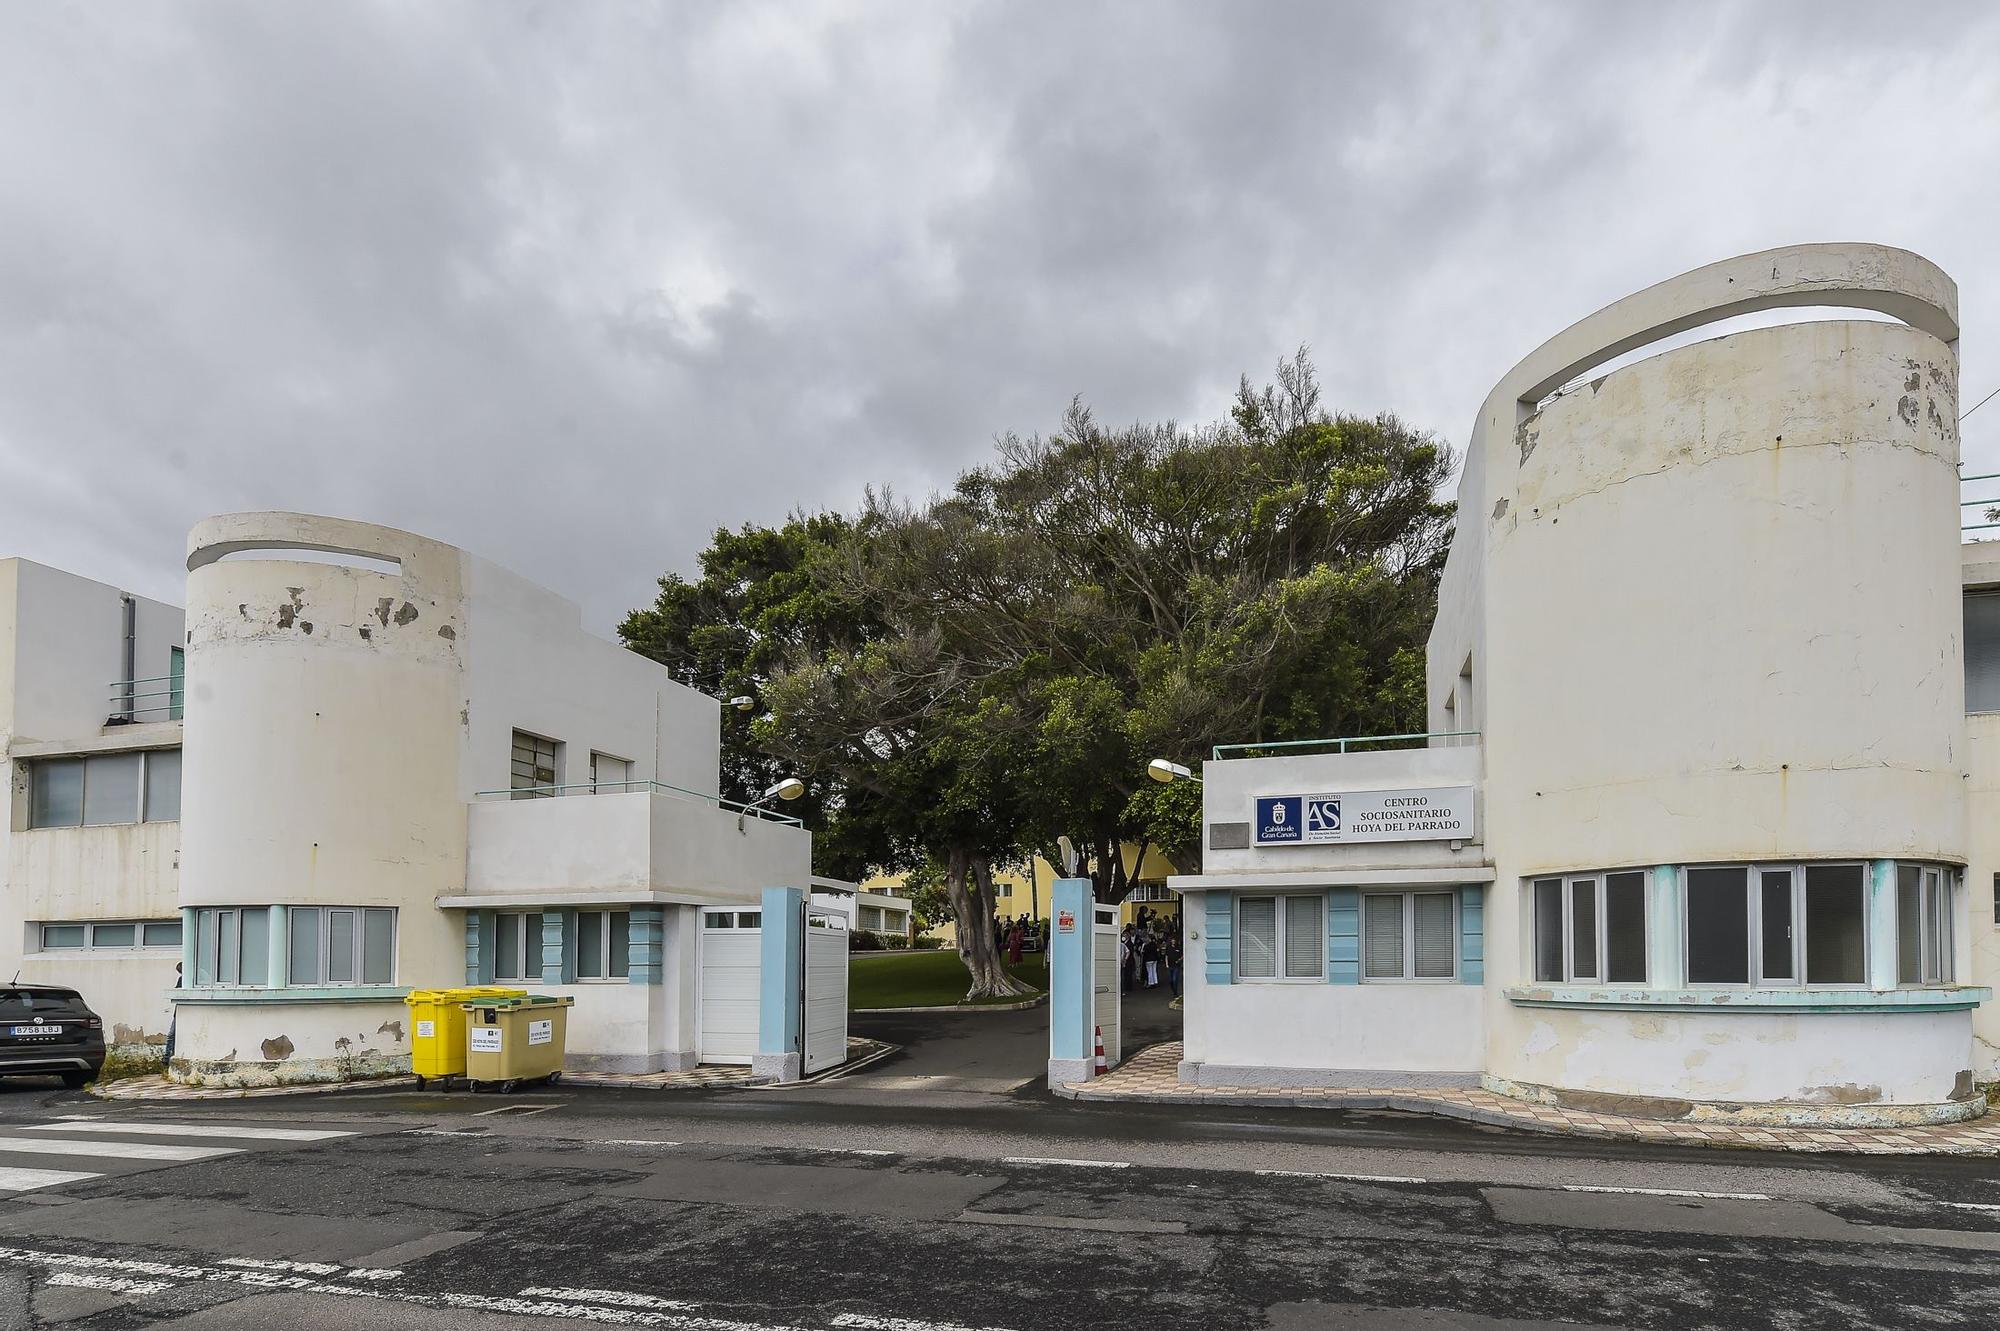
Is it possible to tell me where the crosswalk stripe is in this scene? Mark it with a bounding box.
[0,1136,238,1162]
[0,1166,102,1192]
[41,1119,354,1143]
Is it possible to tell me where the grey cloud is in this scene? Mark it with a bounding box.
[1,1,1997,628]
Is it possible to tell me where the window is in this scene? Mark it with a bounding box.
[1235,894,1323,981]
[576,910,631,980]
[143,920,183,948]
[39,925,86,950]
[859,906,885,931]
[1362,892,1456,981]
[511,731,560,798]
[1123,883,1174,903]
[494,911,545,981]
[589,753,630,793]
[1685,863,1868,987]
[703,910,761,929]
[194,907,271,986]
[1967,592,2000,712]
[29,750,182,828]
[1531,872,1647,984]
[168,646,185,721]
[287,907,396,985]
[1898,865,1955,985]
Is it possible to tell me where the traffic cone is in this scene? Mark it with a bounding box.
[1093,1025,1108,1075]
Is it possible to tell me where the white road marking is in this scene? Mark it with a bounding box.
[219,1257,342,1275]
[408,1129,487,1137]
[1944,1201,2000,1212]
[0,1136,237,1163]
[345,1268,404,1280]
[591,1139,682,1148]
[48,1271,175,1295]
[44,1119,353,1143]
[1561,1184,1771,1201]
[1001,1156,1130,1169]
[522,1286,700,1310]
[801,1145,895,1157]
[472,1104,556,1117]
[832,1315,1015,1331]
[0,1166,101,1192]
[1254,1169,1428,1184]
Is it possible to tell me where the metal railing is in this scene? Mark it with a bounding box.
[471,779,804,826]
[106,674,183,723]
[1211,730,1481,760]
[1964,472,2000,534]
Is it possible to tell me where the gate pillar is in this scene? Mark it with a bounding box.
[753,885,804,1083]
[1047,877,1097,1087]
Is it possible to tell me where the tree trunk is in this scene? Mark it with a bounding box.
[946,846,1036,1000]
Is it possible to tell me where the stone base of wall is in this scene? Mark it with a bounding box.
[167,1050,411,1089]
[1178,1059,1481,1090]
[1481,1073,1986,1128]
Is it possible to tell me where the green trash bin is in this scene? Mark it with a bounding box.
[462,994,573,1091]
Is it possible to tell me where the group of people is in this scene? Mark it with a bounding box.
[1121,907,1183,996]
[994,914,1046,964]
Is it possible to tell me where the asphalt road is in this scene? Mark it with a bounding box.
[0,993,1997,1329]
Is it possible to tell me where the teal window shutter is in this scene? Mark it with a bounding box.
[1203,892,1233,985]
[1327,888,1360,983]
[1458,885,1484,984]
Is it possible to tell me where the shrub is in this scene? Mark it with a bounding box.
[883,933,909,949]
[849,930,884,952]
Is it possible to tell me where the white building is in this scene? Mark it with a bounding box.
[1,559,185,1062]
[810,876,914,940]
[1172,243,1993,1126]
[158,512,812,1085]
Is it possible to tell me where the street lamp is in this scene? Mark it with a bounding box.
[738,776,805,831]
[1146,758,1200,784]
[729,695,756,712]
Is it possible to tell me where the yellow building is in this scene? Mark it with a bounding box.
[869,844,1180,944]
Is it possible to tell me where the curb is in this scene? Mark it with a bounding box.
[860,994,1048,1014]
[1049,1046,2000,1158]
[745,1039,904,1088]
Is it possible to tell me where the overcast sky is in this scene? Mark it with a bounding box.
[3,2,1997,630]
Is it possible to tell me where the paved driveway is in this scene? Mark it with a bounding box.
[845,983,1181,1095]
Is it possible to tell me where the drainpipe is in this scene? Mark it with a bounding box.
[118,595,137,721]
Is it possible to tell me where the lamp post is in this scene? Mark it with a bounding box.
[1146,758,1200,785]
[738,776,805,832]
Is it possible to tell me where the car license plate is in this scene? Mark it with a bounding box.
[8,1024,61,1037]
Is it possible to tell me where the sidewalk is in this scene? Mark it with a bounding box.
[93,1074,418,1101]
[1056,1042,2000,1156]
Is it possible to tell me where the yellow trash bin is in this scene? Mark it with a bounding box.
[406,986,525,1088]
[462,994,574,1091]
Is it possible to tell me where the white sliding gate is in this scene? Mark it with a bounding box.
[697,907,761,1065]
[804,908,850,1075]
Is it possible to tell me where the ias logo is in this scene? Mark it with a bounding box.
[1304,797,1341,836]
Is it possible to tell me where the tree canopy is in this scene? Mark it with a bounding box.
[621,350,1455,997]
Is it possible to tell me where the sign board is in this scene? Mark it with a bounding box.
[1057,910,1076,934]
[469,1027,503,1053]
[528,1018,554,1047]
[1254,786,1474,846]
[416,1020,435,1040]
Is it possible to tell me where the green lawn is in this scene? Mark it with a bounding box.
[848,948,1048,1009]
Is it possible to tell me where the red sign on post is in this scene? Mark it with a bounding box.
[1057,910,1076,933]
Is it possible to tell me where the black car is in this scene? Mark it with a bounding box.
[0,986,106,1088]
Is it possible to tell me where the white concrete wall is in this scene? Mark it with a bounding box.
[1179,910,1484,1084]
[171,999,411,1086]
[7,559,182,742]
[462,792,804,906]
[1496,1007,1973,1109]
[461,554,719,800]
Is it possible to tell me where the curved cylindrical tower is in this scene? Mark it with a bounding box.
[1461,244,1980,1118]
[174,513,470,1081]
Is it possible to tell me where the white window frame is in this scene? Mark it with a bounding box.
[1681,862,1871,990]
[702,910,762,930]
[1898,864,1956,987]
[1360,891,1458,984]
[574,909,631,982]
[588,752,631,794]
[1532,872,1649,986]
[1234,894,1325,984]
[193,906,270,987]
[493,911,544,982]
[288,906,398,987]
